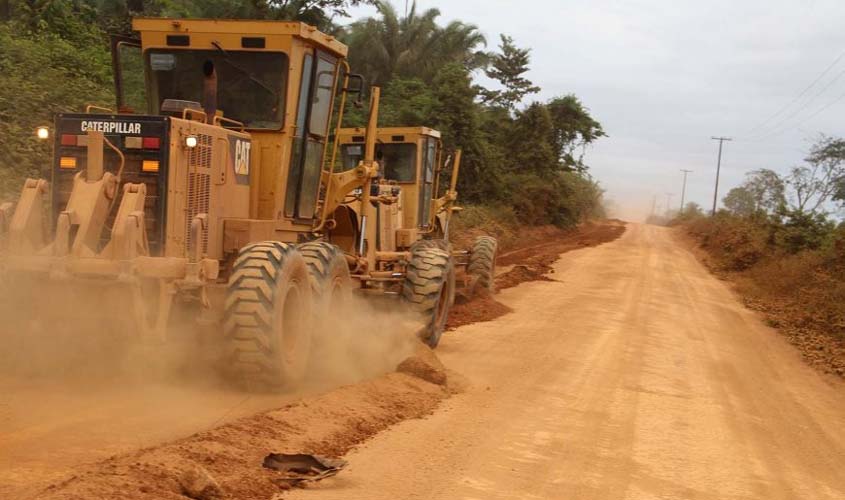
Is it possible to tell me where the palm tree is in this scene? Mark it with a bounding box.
[343,1,487,86]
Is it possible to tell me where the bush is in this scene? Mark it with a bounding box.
[450,204,519,249]
[771,209,836,254]
[686,214,769,271]
[0,23,113,200]
[504,171,604,228]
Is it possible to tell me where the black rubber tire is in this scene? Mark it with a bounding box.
[402,247,454,348]
[468,235,498,293]
[410,239,456,306]
[411,238,451,252]
[224,241,313,388]
[298,241,353,313]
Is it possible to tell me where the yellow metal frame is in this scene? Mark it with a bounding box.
[335,126,459,234]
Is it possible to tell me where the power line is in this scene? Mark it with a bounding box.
[744,47,845,137]
[749,86,845,142]
[747,63,845,140]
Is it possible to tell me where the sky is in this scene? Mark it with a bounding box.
[345,0,845,221]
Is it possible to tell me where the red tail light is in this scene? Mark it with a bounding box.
[60,134,77,146]
[142,137,161,150]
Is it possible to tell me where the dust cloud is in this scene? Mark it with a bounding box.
[0,271,423,496]
[0,272,422,394]
[305,293,422,391]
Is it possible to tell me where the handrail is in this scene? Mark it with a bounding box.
[86,105,115,114]
[182,108,208,124]
[213,115,245,132]
[313,60,351,233]
[103,135,126,182]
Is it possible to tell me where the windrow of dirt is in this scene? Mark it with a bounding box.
[31,346,454,500]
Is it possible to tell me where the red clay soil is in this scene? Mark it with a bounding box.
[446,220,627,329]
[32,356,453,500]
[446,292,514,330]
[24,220,626,500]
[739,293,845,378]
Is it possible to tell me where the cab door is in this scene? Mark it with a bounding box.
[284,50,338,221]
[418,137,437,229]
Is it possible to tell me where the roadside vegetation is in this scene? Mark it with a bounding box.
[0,0,607,230]
[674,135,845,377]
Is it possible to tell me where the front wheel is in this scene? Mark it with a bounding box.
[224,242,313,389]
[402,247,454,348]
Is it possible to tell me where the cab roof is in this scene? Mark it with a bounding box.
[132,18,348,57]
[338,126,441,140]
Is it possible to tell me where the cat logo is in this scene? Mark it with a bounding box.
[234,139,251,175]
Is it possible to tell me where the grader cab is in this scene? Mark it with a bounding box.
[0,18,497,388]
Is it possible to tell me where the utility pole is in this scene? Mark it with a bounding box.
[680,169,692,212]
[665,193,674,218]
[710,137,732,216]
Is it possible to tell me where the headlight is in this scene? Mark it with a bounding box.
[185,135,198,148]
[36,126,50,140]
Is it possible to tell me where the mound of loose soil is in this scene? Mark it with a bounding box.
[447,292,514,330]
[34,370,450,500]
[396,344,448,386]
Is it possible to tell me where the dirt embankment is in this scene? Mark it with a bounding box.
[15,220,626,500]
[674,227,845,379]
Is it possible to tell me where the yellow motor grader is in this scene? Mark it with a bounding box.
[0,18,494,387]
[336,126,498,302]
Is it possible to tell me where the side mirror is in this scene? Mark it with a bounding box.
[346,74,365,103]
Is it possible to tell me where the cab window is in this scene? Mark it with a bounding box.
[340,143,417,182]
[146,49,287,129]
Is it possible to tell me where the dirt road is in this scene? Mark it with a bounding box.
[289,223,845,500]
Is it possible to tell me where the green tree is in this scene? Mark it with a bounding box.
[790,135,845,214]
[723,186,757,217]
[0,22,113,198]
[743,168,786,214]
[430,63,498,201]
[378,77,437,126]
[546,95,605,172]
[507,103,556,176]
[344,1,486,86]
[479,35,539,110]
[683,202,704,216]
